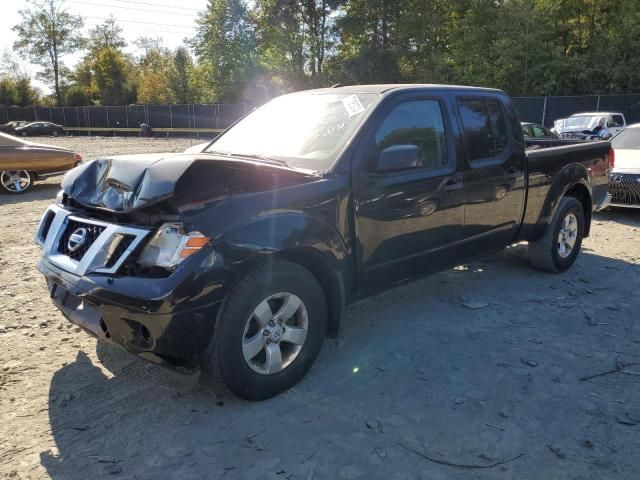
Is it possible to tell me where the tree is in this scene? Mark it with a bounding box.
[13,0,85,106]
[133,36,164,56]
[0,79,20,106]
[64,84,91,106]
[88,15,126,53]
[252,0,306,94]
[136,49,175,104]
[15,77,40,106]
[192,0,257,101]
[92,47,136,105]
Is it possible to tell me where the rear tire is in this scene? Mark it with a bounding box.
[529,196,585,272]
[201,259,327,400]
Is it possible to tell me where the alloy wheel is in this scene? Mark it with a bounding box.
[242,292,309,375]
[557,212,578,258]
[1,170,32,193]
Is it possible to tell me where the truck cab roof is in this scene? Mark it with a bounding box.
[301,83,504,96]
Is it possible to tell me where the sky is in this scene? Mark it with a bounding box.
[0,0,209,93]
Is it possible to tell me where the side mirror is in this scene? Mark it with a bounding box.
[377,145,422,171]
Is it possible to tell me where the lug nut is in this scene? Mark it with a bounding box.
[266,339,271,344]
[263,330,269,336]
[269,320,275,326]
[277,319,282,325]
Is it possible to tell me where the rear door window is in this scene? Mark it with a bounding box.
[457,98,510,161]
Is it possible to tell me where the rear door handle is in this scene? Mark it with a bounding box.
[443,178,464,192]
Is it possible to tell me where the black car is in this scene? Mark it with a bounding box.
[35,85,612,400]
[14,121,64,137]
[521,122,559,139]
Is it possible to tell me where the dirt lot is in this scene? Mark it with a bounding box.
[1,136,639,480]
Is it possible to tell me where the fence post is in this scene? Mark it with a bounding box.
[596,95,601,112]
[541,96,548,126]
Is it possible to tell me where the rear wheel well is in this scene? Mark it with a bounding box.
[277,249,344,339]
[564,183,592,237]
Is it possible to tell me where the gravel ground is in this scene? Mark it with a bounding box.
[1,136,640,480]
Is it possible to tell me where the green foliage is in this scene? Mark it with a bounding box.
[88,15,126,53]
[92,47,136,105]
[13,0,640,107]
[0,79,20,106]
[192,0,258,102]
[13,0,85,105]
[64,85,91,106]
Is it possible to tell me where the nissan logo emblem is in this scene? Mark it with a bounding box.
[611,174,623,184]
[67,227,88,252]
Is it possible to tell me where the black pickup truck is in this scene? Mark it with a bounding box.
[35,85,612,400]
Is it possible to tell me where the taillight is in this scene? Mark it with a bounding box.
[74,153,83,162]
[608,148,615,169]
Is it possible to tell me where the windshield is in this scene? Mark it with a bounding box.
[565,115,603,129]
[612,128,640,149]
[206,92,379,170]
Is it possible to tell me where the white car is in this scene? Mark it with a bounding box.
[553,112,626,139]
[609,123,640,208]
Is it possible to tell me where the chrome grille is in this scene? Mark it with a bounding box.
[57,219,106,261]
[609,173,640,207]
[35,204,150,276]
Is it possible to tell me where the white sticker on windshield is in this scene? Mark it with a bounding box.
[342,94,365,117]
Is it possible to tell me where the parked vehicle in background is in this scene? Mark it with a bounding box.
[0,131,82,194]
[552,112,626,139]
[14,121,64,137]
[36,84,611,400]
[522,122,559,139]
[0,121,28,135]
[608,123,640,208]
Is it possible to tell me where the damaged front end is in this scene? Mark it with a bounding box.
[35,152,320,370]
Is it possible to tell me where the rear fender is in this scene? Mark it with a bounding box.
[530,163,592,241]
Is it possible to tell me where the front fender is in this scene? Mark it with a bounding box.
[217,212,350,275]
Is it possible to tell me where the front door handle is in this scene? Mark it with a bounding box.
[443,178,464,192]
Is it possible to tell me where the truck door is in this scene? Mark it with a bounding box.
[454,95,526,251]
[353,93,465,292]
[607,114,625,136]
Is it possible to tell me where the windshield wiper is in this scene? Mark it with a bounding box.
[228,153,288,166]
[208,151,287,166]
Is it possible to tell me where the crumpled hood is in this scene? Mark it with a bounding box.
[61,153,316,213]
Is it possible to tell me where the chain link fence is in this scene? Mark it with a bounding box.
[2,95,640,133]
[0,104,249,133]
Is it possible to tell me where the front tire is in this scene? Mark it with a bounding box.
[1,170,33,194]
[201,259,327,400]
[529,196,585,272]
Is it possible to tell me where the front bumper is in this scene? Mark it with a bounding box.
[35,204,230,371]
[38,258,224,371]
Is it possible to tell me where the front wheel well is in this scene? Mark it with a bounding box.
[277,249,345,339]
[564,183,592,237]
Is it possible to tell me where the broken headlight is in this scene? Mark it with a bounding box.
[138,223,209,269]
